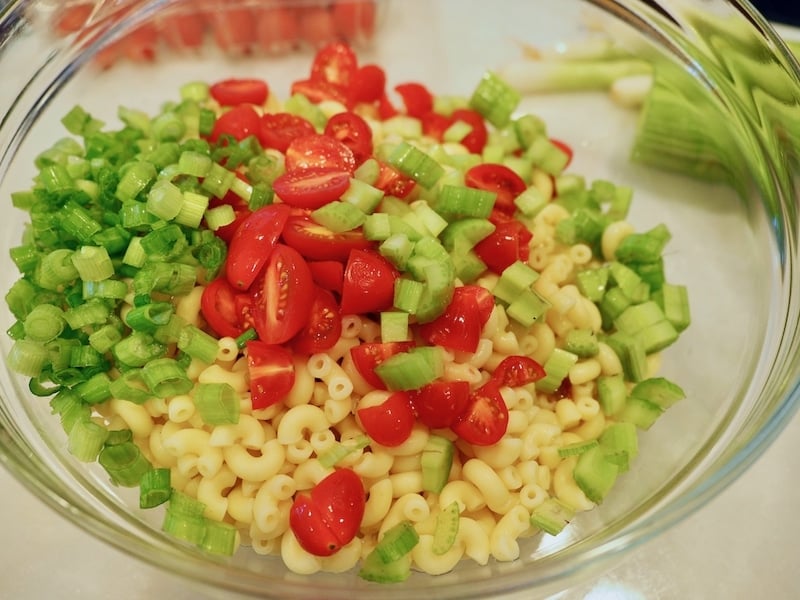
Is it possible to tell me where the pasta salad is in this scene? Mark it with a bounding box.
[5,42,690,582]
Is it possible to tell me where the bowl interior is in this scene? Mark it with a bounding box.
[0,1,795,598]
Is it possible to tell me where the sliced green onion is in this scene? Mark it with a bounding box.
[194,382,240,425]
[67,418,109,462]
[530,497,575,535]
[178,325,220,364]
[22,304,65,343]
[139,468,172,509]
[468,71,520,128]
[386,142,445,189]
[146,178,184,221]
[141,357,194,398]
[99,441,152,486]
[108,369,153,404]
[7,339,49,377]
[201,520,238,556]
[432,501,460,555]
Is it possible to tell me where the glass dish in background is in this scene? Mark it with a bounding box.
[1,0,800,598]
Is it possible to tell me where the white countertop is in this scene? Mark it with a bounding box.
[2,410,798,599]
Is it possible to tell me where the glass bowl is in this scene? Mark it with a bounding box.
[1,0,799,598]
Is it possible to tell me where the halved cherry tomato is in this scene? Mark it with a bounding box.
[285,134,357,173]
[451,380,509,446]
[210,78,269,107]
[474,213,532,274]
[310,41,358,87]
[358,391,416,447]
[200,277,251,339]
[273,168,352,209]
[307,260,345,294]
[324,112,373,166]
[290,78,349,105]
[209,104,261,143]
[246,341,295,409]
[281,215,373,262]
[258,113,316,153]
[349,341,415,389]
[409,380,471,429]
[550,138,574,169]
[249,244,314,344]
[340,249,398,315]
[491,355,546,388]
[377,92,399,120]
[226,204,291,290]
[373,161,416,198]
[290,468,365,557]
[421,111,453,141]
[394,82,434,118]
[465,163,527,215]
[459,284,496,325]
[348,64,386,106]
[292,287,342,354]
[418,285,494,353]
[451,108,489,154]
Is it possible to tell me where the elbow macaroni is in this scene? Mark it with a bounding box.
[91,191,672,579]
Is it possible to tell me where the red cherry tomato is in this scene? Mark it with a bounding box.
[281,215,374,262]
[409,380,471,429]
[159,12,206,50]
[348,64,386,106]
[550,138,574,169]
[324,112,373,166]
[121,24,159,63]
[465,163,527,215]
[451,108,488,154]
[451,380,509,446]
[303,6,341,48]
[254,6,300,54]
[332,0,377,41]
[53,4,92,35]
[246,341,296,409]
[209,8,256,55]
[418,285,494,353]
[210,78,269,107]
[474,213,532,274]
[394,82,434,118]
[340,249,398,315]
[491,355,546,388]
[373,161,416,198]
[358,391,416,447]
[289,468,365,557]
[310,41,358,87]
[307,260,345,294]
[291,287,343,354]
[285,134,357,173]
[200,277,252,339]
[349,341,415,389]
[249,244,314,344]
[226,204,291,291]
[273,168,352,209]
[209,104,261,143]
[258,113,316,153]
